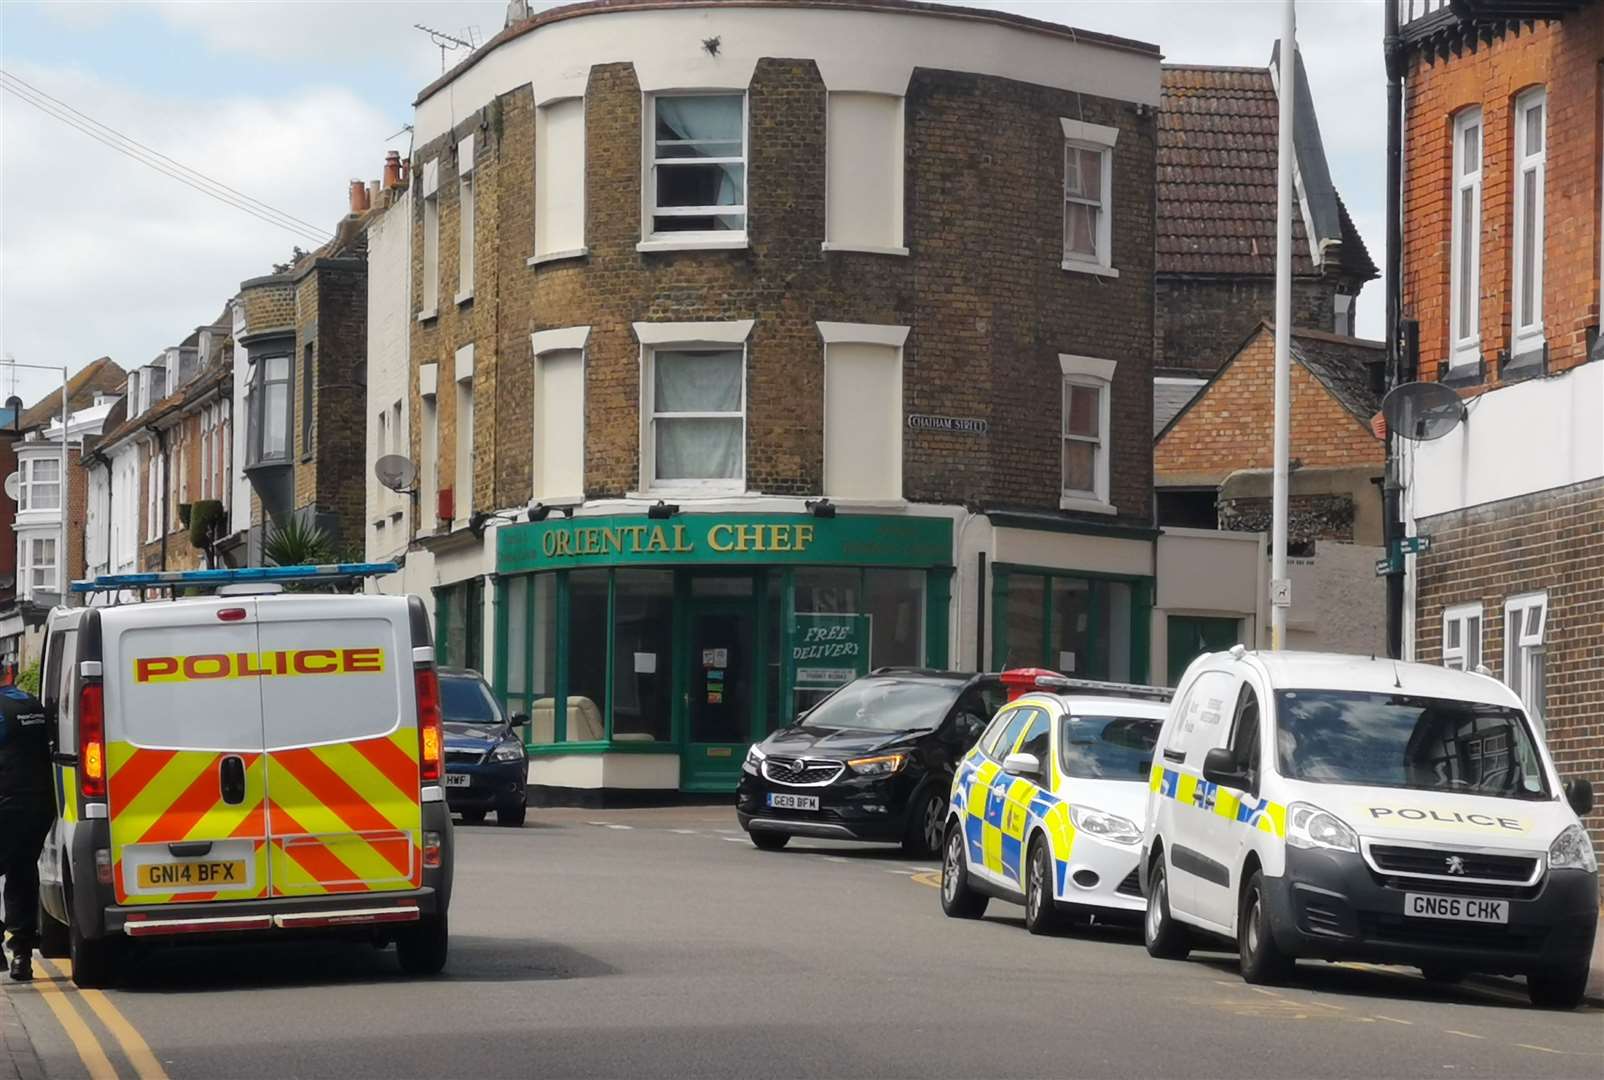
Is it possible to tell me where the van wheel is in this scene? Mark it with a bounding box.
[903,789,948,857]
[459,810,485,825]
[37,901,69,960]
[497,804,526,827]
[1527,965,1589,1010]
[1144,858,1191,960]
[1023,837,1067,935]
[68,914,117,989]
[396,914,448,976]
[749,830,789,851]
[940,823,988,919]
[1238,870,1294,985]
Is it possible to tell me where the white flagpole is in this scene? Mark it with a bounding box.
[1270,0,1297,650]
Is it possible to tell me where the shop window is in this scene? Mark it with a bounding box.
[436,578,484,673]
[647,93,746,240]
[645,348,745,491]
[793,568,862,713]
[996,570,1139,681]
[821,325,907,502]
[1441,602,1482,671]
[865,569,924,668]
[1511,88,1546,358]
[1504,592,1546,728]
[1060,118,1118,275]
[1449,108,1482,370]
[1001,574,1047,669]
[612,571,674,742]
[566,569,610,741]
[824,93,905,254]
[506,575,562,743]
[534,98,585,261]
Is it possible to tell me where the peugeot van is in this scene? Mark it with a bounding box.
[1140,649,1597,1009]
[35,568,455,988]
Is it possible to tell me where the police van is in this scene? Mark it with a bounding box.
[1140,648,1598,1009]
[35,565,454,988]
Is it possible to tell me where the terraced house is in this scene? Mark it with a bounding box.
[369,0,1191,801]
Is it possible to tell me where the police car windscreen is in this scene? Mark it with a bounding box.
[1274,691,1550,799]
[440,675,501,724]
[1059,715,1160,780]
[802,676,961,732]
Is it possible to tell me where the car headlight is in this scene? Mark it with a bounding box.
[743,744,766,775]
[1549,823,1598,873]
[492,742,525,763]
[1069,805,1142,846]
[847,753,906,777]
[1285,802,1358,853]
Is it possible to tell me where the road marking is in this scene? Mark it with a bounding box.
[1444,1029,1484,1040]
[722,837,746,843]
[1249,986,1282,998]
[824,856,849,863]
[1516,1044,1563,1054]
[43,959,169,1080]
[668,829,697,835]
[910,870,942,889]
[885,869,916,876]
[1374,1015,1412,1025]
[1303,999,1345,1011]
[28,968,118,1080]
[604,824,633,831]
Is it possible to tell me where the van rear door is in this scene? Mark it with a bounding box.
[104,599,269,907]
[256,596,421,897]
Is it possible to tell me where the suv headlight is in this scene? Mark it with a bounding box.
[743,744,765,775]
[492,742,525,763]
[1285,802,1358,853]
[1549,824,1598,872]
[1069,805,1142,846]
[847,753,906,777]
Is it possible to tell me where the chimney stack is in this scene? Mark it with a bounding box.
[348,179,370,214]
[383,150,402,190]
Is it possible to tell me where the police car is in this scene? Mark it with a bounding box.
[940,672,1172,933]
[1140,649,1598,1009]
[35,564,455,988]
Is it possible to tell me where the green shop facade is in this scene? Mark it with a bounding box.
[486,512,954,796]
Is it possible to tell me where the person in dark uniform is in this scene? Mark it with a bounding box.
[0,684,54,982]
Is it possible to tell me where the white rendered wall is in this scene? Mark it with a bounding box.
[824,341,902,500]
[366,192,414,562]
[826,93,904,253]
[534,99,586,259]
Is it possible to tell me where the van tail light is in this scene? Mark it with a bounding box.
[423,831,443,869]
[415,664,442,783]
[79,680,106,798]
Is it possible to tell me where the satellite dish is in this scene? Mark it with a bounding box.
[374,455,418,493]
[1381,381,1466,442]
[2,472,18,503]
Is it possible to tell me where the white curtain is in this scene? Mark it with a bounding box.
[653,350,743,481]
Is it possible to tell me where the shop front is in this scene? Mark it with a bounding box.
[493,512,954,799]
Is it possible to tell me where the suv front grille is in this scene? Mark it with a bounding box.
[762,757,845,787]
[445,748,485,765]
[1369,843,1539,884]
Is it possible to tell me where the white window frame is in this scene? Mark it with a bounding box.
[640,91,749,253]
[1060,118,1118,278]
[1504,591,1547,724]
[1058,354,1117,514]
[145,448,162,543]
[20,535,57,594]
[200,406,214,502]
[19,457,62,513]
[1511,88,1546,357]
[1440,602,1482,671]
[1449,108,1483,370]
[419,363,439,532]
[454,344,475,528]
[633,321,755,495]
[456,134,476,305]
[531,326,591,505]
[419,158,440,320]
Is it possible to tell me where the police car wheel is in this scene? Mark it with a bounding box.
[1237,871,1293,986]
[1143,857,1190,960]
[1024,838,1066,936]
[940,823,988,919]
[1527,965,1589,1010]
[903,790,947,857]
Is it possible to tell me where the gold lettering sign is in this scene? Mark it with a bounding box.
[532,519,821,561]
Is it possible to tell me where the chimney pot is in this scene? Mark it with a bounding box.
[348,179,369,214]
[383,150,402,190]
[367,180,381,207]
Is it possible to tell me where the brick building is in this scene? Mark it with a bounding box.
[372,0,1185,799]
[1394,3,1603,853]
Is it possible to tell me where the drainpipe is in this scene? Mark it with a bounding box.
[1382,0,1405,659]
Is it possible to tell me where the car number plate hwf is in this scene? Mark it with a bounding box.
[444,773,471,788]
[137,860,248,889]
[767,793,819,811]
[1405,893,1509,924]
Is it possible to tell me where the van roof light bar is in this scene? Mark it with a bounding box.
[70,563,400,593]
[999,667,1174,703]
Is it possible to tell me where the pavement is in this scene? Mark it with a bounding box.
[2,805,1601,1079]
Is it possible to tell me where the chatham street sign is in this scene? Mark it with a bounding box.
[907,414,988,435]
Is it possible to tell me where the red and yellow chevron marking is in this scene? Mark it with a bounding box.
[107,743,270,906]
[266,730,422,897]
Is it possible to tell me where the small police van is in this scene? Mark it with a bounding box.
[35,565,454,988]
[940,674,1172,934]
[1140,648,1598,1009]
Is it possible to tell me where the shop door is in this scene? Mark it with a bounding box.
[1166,616,1241,686]
[682,597,757,792]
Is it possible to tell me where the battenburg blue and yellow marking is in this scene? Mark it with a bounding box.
[1148,765,1286,836]
[952,749,1079,895]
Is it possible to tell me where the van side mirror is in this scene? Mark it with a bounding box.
[1002,752,1041,779]
[510,713,529,728]
[1202,747,1250,789]
[1564,778,1594,818]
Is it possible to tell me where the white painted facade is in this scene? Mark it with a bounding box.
[229,301,254,538]
[366,190,414,563]
[16,401,117,603]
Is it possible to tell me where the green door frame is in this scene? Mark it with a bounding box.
[680,583,762,792]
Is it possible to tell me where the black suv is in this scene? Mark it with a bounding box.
[736,669,1004,855]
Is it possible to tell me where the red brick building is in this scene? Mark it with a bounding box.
[1396,2,1602,853]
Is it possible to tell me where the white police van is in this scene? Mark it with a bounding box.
[1140,649,1597,1009]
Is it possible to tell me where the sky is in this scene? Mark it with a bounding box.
[0,0,1387,408]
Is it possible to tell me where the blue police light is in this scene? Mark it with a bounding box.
[70,563,400,593]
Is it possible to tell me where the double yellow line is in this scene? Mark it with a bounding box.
[22,957,167,1080]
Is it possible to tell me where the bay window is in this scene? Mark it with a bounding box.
[247,352,292,465]
[19,458,61,512]
[646,93,746,243]
[20,536,57,594]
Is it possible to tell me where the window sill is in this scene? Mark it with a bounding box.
[417,309,438,324]
[821,242,909,257]
[527,247,588,267]
[1061,260,1119,279]
[1059,495,1118,516]
[454,290,474,307]
[818,496,908,510]
[627,488,753,501]
[1442,352,1485,387]
[636,235,748,254]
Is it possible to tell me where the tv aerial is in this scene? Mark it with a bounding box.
[414,23,479,73]
[1381,381,1466,442]
[374,455,419,494]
